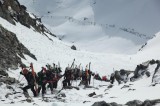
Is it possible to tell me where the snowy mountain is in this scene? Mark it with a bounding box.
[18,0,160,54]
[1,0,160,106]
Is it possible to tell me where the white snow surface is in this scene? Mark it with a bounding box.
[1,0,160,105]
[1,15,160,105]
[17,0,160,54]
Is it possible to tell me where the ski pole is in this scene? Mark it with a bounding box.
[14,76,24,90]
[17,74,21,82]
[19,76,24,83]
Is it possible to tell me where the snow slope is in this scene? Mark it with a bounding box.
[1,0,160,106]
[1,12,160,106]
[18,0,160,54]
[0,17,134,76]
[131,32,160,65]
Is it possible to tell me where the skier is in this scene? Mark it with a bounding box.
[85,68,89,86]
[20,65,37,97]
[88,69,92,85]
[63,67,72,87]
[37,67,47,96]
[102,76,107,81]
[45,67,54,94]
[110,73,115,84]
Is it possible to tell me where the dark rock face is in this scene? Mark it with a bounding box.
[71,45,77,50]
[92,99,160,106]
[0,76,17,85]
[126,100,143,106]
[88,92,96,97]
[0,25,37,71]
[92,101,123,106]
[92,101,111,106]
[0,0,56,37]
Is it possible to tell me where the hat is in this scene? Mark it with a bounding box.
[22,68,28,75]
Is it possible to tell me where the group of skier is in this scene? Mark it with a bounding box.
[19,61,93,97]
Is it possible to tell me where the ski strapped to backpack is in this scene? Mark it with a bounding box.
[89,62,91,71]
[30,63,38,96]
[70,58,75,68]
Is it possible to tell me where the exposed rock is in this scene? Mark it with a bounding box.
[71,45,77,50]
[26,98,32,103]
[108,84,113,89]
[149,59,156,65]
[110,102,122,106]
[0,82,3,86]
[92,99,160,106]
[0,0,56,37]
[93,94,103,98]
[0,70,8,76]
[6,85,15,91]
[121,85,130,89]
[0,76,17,84]
[92,101,111,106]
[126,100,143,106]
[5,93,12,98]
[150,99,160,105]
[0,25,37,71]
[88,92,96,97]
[142,100,152,106]
[83,101,91,103]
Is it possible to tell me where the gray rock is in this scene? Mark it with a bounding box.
[92,101,111,106]
[5,93,12,98]
[150,99,160,106]
[71,45,77,50]
[0,70,8,76]
[0,77,17,85]
[88,92,96,97]
[125,100,142,106]
[0,0,56,37]
[0,25,37,71]
[142,100,152,106]
[110,102,123,106]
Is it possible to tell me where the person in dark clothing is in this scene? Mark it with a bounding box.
[88,70,92,85]
[94,73,101,80]
[79,70,88,86]
[63,67,72,87]
[45,69,54,94]
[110,73,115,84]
[20,67,37,97]
[37,67,47,96]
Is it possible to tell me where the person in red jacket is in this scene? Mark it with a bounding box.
[20,65,37,97]
[102,76,107,81]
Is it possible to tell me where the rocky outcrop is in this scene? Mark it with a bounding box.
[71,45,77,50]
[92,99,160,106]
[0,0,56,37]
[0,76,17,85]
[126,100,143,106]
[0,24,36,71]
[92,101,123,106]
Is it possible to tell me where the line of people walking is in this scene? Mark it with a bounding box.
[19,62,93,97]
